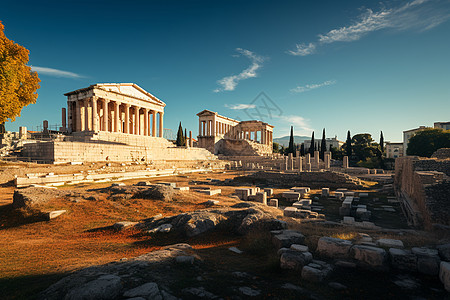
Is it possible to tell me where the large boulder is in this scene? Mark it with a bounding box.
[301,260,333,282]
[437,243,450,262]
[351,245,388,271]
[64,274,123,300]
[316,237,352,259]
[123,282,162,299]
[13,187,64,209]
[133,184,174,201]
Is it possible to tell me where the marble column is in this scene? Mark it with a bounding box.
[144,108,149,136]
[103,99,109,132]
[114,102,120,132]
[76,100,82,132]
[84,98,90,131]
[211,119,215,136]
[134,106,140,135]
[152,111,157,137]
[124,104,130,134]
[159,112,164,137]
[91,97,98,131]
[199,120,202,137]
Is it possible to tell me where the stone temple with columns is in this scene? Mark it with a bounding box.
[197,109,274,156]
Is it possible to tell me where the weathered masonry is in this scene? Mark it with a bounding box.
[197,110,273,156]
[64,83,165,137]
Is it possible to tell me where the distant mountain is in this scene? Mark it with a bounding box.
[273,135,310,147]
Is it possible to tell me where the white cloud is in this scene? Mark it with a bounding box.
[289,0,450,54]
[224,104,256,110]
[30,66,84,78]
[214,48,266,92]
[290,80,336,93]
[318,9,391,44]
[288,42,316,56]
[275,115,314,136]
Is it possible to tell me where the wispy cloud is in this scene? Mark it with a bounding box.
[290,80,336,93]
[224,104,256,110]
[288,0,450,55]
[30,66,84,78]
[288,43,316,56]
[275,115,314,136]
[214,48,266,92]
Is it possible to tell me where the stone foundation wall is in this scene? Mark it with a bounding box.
[234,170,364,189]
[431,148,450,159]
[394,156,450,229]
[22,140,217,163]
[215,139,272,156]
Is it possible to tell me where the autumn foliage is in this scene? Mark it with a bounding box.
[0,21,40,124]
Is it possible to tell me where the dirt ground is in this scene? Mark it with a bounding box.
[0,164,447,299]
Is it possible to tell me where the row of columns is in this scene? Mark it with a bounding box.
[198,121,273,145]
[71,97,164,137]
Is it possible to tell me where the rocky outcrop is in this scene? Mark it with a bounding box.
[12,187,65,209]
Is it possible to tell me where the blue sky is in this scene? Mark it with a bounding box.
[2,0,450,142]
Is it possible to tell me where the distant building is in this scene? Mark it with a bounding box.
[434,121,450,130]
[403,126,427,156]
[385,142,404,159]
[303,137,343,152]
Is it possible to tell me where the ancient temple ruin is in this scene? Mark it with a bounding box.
[197,110,273,156]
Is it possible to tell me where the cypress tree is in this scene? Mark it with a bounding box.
[345,130,352,157]
[300,143,305,156]
[288,126,295,155]
[309,131,315,155]
[176,122,185,146]
[380,131,384,153]
[184,128,187,146]
[320,128,326,160]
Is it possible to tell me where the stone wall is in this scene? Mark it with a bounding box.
[394,156,450,229]
[22,140,217,163]
[234,170,364,189]
[215,139,272,156]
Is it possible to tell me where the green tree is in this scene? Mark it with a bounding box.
[320,128,326,160]
[0,21,40,127]
[330,146,344,160]
[379,131,384,154]
[287,126,295,155]
[345,130,352,157]
[300,143,305,156]
[309,131,315,156]
[352,133,378,162]
[176,122,185,146]
[273,142,280,153]
[184,128,187,146]
[407,128,450,157]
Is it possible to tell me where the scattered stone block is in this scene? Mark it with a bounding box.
[280,250,313,271]
[239,286,261,297]
[229,246,243,254]
[272,230,305,249]
[282,191,300,201]
[437,243,450,261]
[359,192,369,197]
[148,224,172,233]
[291,187,310,194]
[206,200,219,205]
[283,207,297,217]
[317,237,352,259]
[357,233,372,243]
[174,186,190,191]
[198,189,221,196]
[175,255,195,264]
[389,248,417,271]
[336,188,347,193]
[268,199,278,208]
[301,262,333,282]
[255,192,267,205]
[235,188,251,200]
[343,216,355,225]
[412,247,441,276]
[158,182,177,188]
[377,238,404,249]
[439,261,450,292]
[290,244,309,252]
[351,245,388,270]
[46,210,67,220]
[113,221,138,230]
[334,192,344,200]
[264,188,274,196]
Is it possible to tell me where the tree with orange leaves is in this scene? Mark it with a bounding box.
[0,21,40,132]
